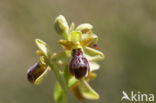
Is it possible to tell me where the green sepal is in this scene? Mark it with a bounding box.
[54,82,64,103]
[58,40,82,50]
[84,47,104,62]
[81,34,98,45]
[76,23,93,34]
[89,62,100,71]
[80,37,94,48]
[35,39,52,59]
[79,79,99,100]
[58,40,75,50]
[85,72,97,82]
[68,76,79,88]
[34,66,50,85]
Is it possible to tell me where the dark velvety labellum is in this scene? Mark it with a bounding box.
[69,48,90,79]
[27,62,45,83]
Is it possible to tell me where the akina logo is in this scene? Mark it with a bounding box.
[121,91,154,102]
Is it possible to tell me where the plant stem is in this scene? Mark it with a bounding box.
[48,61,68,103]
[62,89,67,103]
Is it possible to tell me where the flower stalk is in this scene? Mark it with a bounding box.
[26,15,104,103]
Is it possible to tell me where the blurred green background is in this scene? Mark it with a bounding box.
[0,0,156,103]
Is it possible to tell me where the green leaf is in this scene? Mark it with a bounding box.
[89,62,100,71]
[35,39,52,59]
[84,47,104,62]
[79,80,99,100]
[54,82,64,103]
[34,67,50,85]
[69,31,81,43]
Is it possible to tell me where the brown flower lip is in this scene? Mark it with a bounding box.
[27,62,45,83]
[69,48,90,79]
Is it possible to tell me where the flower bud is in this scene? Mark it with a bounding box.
[69,49,90,79]
[76,23,93,34]
[54,15,69,35]
[27,62,46,84]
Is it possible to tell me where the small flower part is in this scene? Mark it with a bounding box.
[27,62,47,84]
[70,72,98,101]
[89,44,99,49]
[54,15,69,40]
[69,48,90,79]
[76,23,93,34]
[70,83,85,101]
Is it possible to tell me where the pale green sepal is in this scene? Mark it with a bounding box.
[68,76,79,88]
[76,23,93,32]
[69,31,81,43]
[79,79,99,100]
[35,39,52,59]
[84,47,104,62]
[81,34,98,44]
[90,34,98,44]
[80,37,94,48]
[89,62,100,71]
[34,67,50,85]
[58,40,75,50]
[54,82,64,103]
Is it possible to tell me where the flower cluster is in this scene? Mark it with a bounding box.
[27,15,104,103]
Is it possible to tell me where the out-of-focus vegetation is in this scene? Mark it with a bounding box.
[0,0,156,103]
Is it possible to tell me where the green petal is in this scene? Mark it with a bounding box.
[80,37,94,48]
[69,31,81,43]
[84,47,104,62]
[89,62,100,71]
[58,40,75,50]
[76,23,93,34]
[35,39,52,59]
[69,22,75,33]
[68,72,97,88]
[85,72,97,81]
[54,82,64,103]
[79,80,99,100]
[81,34,98,45]
[34,67,50,85]
[70,83,85,100]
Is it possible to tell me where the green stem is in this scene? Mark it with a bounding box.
[62,90,67,103]
[48,62,68,103]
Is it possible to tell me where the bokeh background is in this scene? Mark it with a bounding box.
[0,0,156,103]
